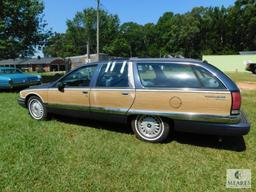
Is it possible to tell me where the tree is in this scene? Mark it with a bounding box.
[44,8,119,57]
[44,1,256,59]
[0,0,50,59]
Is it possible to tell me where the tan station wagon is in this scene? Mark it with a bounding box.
[18,58,250,143]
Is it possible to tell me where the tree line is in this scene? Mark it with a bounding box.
[44,0,256,59]
[0,0,255,60]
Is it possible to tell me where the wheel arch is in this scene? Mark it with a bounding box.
[127,114,174,127]
[25,93,45,107]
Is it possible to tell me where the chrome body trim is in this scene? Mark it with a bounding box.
[47,103,90,111]
[127,109,240,124]
[135,89,230,94]
[90,107,127,115]
[47,88,91,91]
[22,88,229,93]
[90,88,134,91]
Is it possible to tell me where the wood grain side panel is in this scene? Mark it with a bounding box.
[90,90,135,109]
[131,91,232,115]
[21,90,48,103]
[47,89,89,106]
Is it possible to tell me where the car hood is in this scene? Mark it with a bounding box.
[28,82,54,90]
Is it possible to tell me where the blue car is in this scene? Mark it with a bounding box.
[0,67,41,89]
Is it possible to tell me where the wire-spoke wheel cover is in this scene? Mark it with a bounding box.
[28,99,44,120]
[135,115,164,141]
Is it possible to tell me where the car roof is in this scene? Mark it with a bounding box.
[0,67,16,70]
[86,58,205,66]
[129,58,203,64]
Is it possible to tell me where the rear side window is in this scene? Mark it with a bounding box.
[96,62,129,88]
[137,63,201,88]
[193,66,226,89]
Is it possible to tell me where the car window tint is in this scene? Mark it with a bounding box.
[193,66,226,89]
[96,62,129,88]
[61,65,97,87]
[137,63,201,88]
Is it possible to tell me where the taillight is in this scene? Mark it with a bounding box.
[231,92,241,115]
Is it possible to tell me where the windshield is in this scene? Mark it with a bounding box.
[0,68,22,74]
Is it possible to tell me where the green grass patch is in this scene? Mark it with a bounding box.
[226,72,256,82]
[0,73,255,191]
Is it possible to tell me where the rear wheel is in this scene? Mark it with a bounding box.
[27,96,48,120]
[131,115,170,143]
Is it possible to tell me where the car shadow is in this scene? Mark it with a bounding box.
[171,132,246,152]
[52,115,246,152]
[53,115,133,134]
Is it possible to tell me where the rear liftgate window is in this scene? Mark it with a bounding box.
[137,63,201,88]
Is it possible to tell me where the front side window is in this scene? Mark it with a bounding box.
[137,63,201,88]
[61,65,97,87]
[96,62,129,88]
[193,66,225,89]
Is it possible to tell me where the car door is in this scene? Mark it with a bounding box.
[47,64,98,117]
[90,61,135,122]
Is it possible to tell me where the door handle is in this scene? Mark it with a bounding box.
[122,92,129,95]
[82,91,88,94]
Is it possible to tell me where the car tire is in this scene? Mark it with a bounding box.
[27,96,48,120]
[131,115,170,143]
[253,68,256,74]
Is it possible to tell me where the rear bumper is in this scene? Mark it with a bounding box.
[17,98,26,108]
[174,111,250,136]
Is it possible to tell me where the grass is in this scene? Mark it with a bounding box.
[0,72,255,191]
[226,72,256,82]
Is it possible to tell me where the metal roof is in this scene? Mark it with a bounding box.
[0,57,64,65]
[239,51,256,55]
[0,66,16,70]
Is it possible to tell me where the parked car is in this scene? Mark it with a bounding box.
[18,58,250,143]
[245,62,256,74]
[0,67,41,89]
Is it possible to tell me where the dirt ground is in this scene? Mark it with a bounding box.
[237,82,256,90]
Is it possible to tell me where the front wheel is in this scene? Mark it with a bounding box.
[131,115,170,143]
[28,96,48,120]
[253,68,256,74]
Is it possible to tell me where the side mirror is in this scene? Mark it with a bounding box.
[57,82,65,92]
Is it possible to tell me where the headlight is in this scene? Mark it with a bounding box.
[37,75,42,81]
[9,79,13,87]
[9,79,13,85]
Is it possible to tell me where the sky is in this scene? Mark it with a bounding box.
[43,0,236,33]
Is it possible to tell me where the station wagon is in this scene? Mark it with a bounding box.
[18,58,250,143]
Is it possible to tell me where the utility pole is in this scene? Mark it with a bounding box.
[96,0,100,61]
